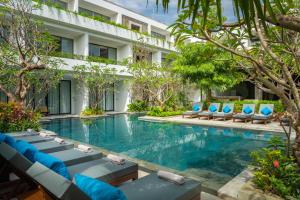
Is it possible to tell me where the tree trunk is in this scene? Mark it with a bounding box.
[206,88,212,102]
[293,125,300,165]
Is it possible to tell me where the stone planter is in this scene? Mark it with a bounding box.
[237,181,283,200]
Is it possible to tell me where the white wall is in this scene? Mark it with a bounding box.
[72,79,89,114]
[74,33,89,56]
[152,51,162,64]
[114,80,132,112]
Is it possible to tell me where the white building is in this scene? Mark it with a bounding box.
[6,0,181,115]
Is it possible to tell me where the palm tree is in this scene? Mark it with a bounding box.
[155,0,300,32]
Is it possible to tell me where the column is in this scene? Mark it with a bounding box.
[74,33,89,57]
[115,13,122,24]
[255,86,263,100]
[152,51,162,65]
[118,44,133,62]
[68,0,79,12]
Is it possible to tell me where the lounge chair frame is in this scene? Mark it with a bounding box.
[198,103,220,120]
[182,102,203,118]
[212,103,235,121]
[232,104,256,123]
[251,104,274,125]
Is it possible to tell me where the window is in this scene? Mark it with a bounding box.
[89,44,117,60]
[79,7,111,21]
[130,23,141,32]
[151,31,166,40]
[54,36,74,54]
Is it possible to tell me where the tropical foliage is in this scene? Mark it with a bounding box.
[81,107,103,116]
[172,43,245,100]
[0,102,41,132]
[147,106,183,117]
[154,0,300,164]
[251,137,300,199]
[128,100,149,112]
[74,64,119,110]
[0,0,64,105]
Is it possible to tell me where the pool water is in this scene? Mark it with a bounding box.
[42,114,278,189]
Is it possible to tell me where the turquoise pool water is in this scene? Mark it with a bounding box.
[42,114,279,188]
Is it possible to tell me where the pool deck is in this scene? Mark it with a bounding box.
[139,115,295,136]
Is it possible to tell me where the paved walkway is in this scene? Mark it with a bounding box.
[139,115,294,135]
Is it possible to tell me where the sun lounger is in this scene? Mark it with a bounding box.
[49,148,102,166]
[233,104,256,122]
[212,103,234,120]
[0,142,138,194]
[251,104,274,124]
[13,135,54,144]
[182,102,203,118]
[24,162,90,200]
[119,173,201,200]
[33,140,74,153]
[1,141,200,200]
[198,103,220,120]
[68,157,138,186]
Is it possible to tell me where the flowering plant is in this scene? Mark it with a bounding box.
[0,102,40,132]
[251,137,300,199]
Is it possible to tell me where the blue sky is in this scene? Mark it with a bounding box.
[107,0,236,25]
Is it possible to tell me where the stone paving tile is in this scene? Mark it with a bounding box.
[139,115,295,137]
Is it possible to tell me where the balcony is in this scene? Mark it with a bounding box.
[32,4,176,51]
[51,54,132,77]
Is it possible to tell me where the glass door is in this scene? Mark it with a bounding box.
[47,80,71,115]
[48,87,60,115]
[60,80,71,114]
[104,84,114,111]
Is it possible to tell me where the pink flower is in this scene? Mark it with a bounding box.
[273,160,280,168]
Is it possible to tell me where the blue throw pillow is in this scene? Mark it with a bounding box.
[14,140,38,162]
[261,107,272,116]
[0,134,5,142]
[209,105,217,112]
[0,134,16,148]
[192,104,200,111]
[34,152,71,180]
[74,174,127,200]
[223,106,231,113]
[243,106,252,114]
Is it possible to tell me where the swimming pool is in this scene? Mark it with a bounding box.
[42,114,279,190]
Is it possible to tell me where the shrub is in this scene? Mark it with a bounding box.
[202,100,284,113]
[81,107,103,116]
[147,106,183,117]
[0,102,41,133]
[128,100,148,112]
[251,137,300,199]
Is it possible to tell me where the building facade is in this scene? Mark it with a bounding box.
[0,0,181,115]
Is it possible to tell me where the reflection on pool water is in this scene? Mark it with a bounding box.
[42,114,280,189]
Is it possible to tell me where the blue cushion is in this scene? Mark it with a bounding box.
[74,174,127,200]
[192,104,200,111]
[223,105,231,113]
[34,152,71,180]
[243,106,252,114]
[0,134,5,142]
[14,140,38,162]
[261,106,272,116]
[0,134,16,148]
[209,104,217,112]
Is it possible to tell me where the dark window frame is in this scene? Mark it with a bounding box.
[88,43,117,60]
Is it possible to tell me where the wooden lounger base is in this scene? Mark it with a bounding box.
[212,116,232,121]
[108,171,139,186]
[232,118,251,123]
[0,179,34,200]
[18,186,53,200]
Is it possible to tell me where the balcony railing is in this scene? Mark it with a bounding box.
[33,0,176,51]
